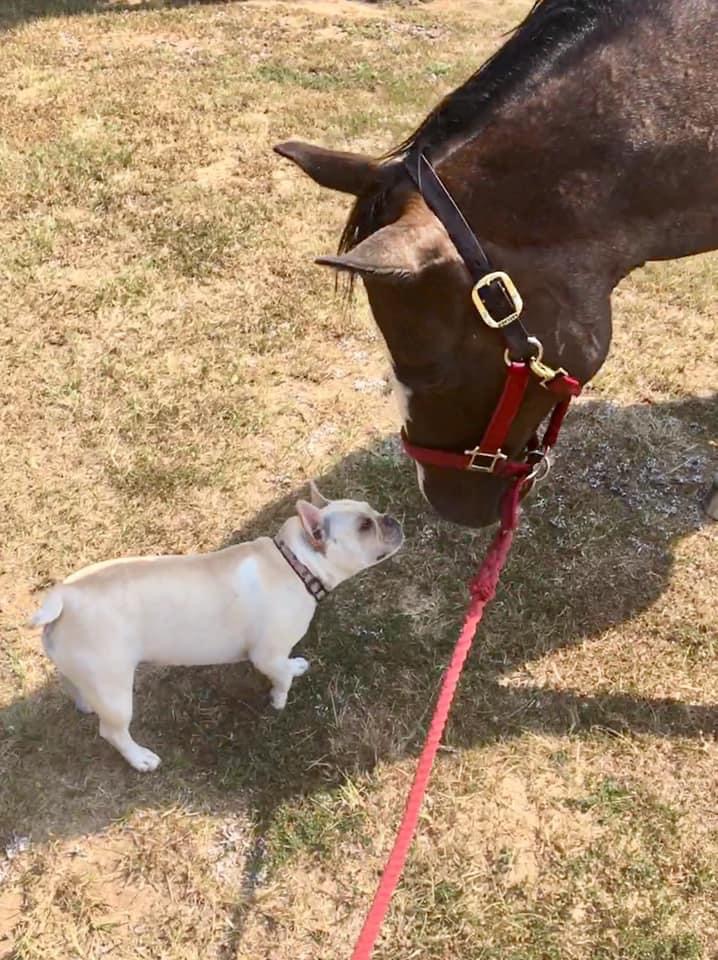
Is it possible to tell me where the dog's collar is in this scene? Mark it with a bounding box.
[273,537,329,603]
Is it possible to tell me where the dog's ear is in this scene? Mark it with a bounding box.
[296,500,325,550]
[308,480,329,509]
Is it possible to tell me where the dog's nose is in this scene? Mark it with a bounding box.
[380,514,402,535]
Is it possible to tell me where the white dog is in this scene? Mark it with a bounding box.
[31,484,403,772]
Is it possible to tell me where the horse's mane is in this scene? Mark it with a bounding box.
[339,0,645,254]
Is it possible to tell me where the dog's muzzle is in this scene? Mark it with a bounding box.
[379,514,404,549]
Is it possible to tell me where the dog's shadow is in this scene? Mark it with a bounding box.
[0,393,716,935]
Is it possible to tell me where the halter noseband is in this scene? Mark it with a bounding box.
[401,153,582,487]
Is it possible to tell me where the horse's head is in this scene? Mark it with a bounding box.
[276,141,612,527]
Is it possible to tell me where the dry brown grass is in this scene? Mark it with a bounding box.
[1,1,717,958]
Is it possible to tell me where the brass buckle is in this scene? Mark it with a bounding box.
[471,271,523,328]
[464,447,508,473]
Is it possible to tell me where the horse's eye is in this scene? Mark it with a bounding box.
[359,518,373,533]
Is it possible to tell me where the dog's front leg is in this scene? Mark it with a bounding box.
[250,652,309,710]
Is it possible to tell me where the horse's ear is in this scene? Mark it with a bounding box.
[315,209,457,280]
[274,141,377,196]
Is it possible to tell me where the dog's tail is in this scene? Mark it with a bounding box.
[30,589,63,628]
[31,589,65,656]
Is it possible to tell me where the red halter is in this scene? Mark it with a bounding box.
[400,155,582,489]
[401,354,581,482]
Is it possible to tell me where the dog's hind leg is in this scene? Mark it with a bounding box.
[75,665,161,772]
[59,673,94,714]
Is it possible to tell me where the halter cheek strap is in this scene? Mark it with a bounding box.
[401,152,582,485]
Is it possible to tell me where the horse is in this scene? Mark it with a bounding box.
[275,0,718,528]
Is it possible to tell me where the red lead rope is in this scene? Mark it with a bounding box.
[349,478,526,960]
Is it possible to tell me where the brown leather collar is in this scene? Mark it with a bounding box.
[273,537,329,602]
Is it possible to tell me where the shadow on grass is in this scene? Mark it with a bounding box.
[0,392,715,947]
[0,0,243,31]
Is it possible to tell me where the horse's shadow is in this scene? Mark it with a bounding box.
[0,392,715,936]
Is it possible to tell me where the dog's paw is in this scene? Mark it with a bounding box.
[270,689,288,710]
[290,657,310,677]
[127,746,162,773]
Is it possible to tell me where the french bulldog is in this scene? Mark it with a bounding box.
[31,483,403,772]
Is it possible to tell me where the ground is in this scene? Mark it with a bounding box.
[0,1,717,958]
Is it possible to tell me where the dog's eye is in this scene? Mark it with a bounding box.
[358,518,373,533]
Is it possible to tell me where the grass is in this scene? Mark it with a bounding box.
[0,1,717,959]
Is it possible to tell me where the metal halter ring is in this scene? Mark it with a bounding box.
[526,450,553,484]
[504,337,567,385]
[504,336,543,367]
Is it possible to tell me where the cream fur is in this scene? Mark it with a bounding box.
[32,494,403,772]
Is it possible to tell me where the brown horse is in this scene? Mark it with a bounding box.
[276,0,718,527]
